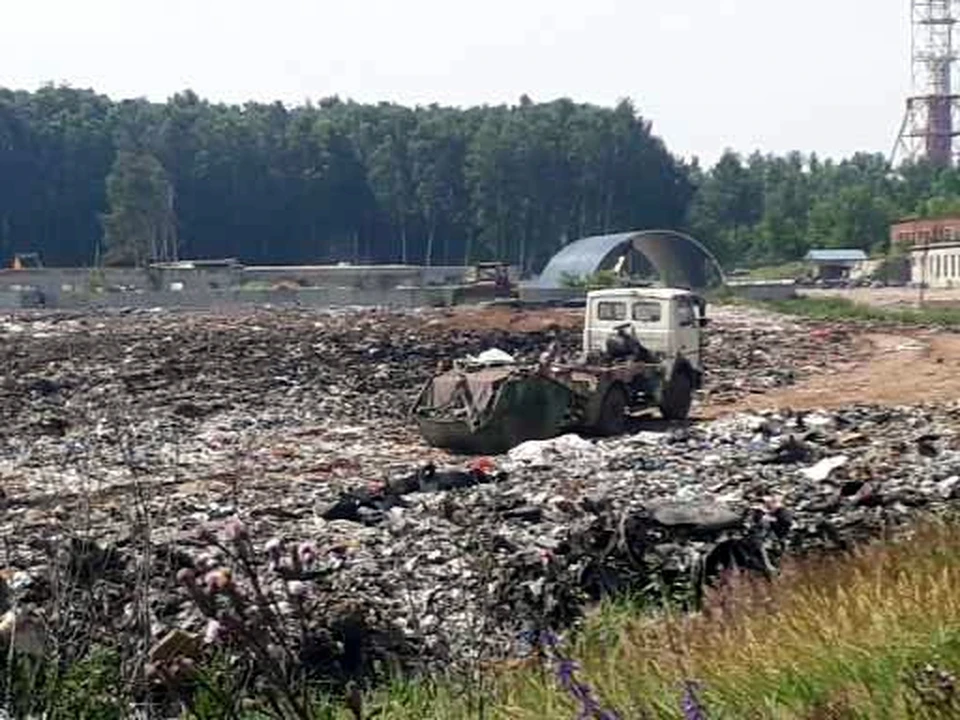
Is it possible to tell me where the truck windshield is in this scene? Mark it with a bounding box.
[596,301,627,321]
[632,301,662,322]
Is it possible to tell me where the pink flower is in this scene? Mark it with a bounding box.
[298,541,317,566]
[223,517,249,543]
[203,619,223,645]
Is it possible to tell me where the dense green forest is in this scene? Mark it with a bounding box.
[689,151,960,268]
[2,84,960,272]
[0,86,689,270]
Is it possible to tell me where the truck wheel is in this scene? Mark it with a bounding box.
[597,385,627,436]
[659,371,693,421]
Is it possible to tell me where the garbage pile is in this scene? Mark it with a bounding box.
[702,305,860,405]
[0,305,916,680]
[278,404,960,669]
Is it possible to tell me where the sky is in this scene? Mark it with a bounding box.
[1,0,911,164]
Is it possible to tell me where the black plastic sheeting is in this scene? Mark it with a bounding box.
[536,230,725,290]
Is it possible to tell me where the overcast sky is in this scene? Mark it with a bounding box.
[1,0,911,164]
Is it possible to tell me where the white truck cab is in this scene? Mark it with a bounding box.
[582,287,707,399]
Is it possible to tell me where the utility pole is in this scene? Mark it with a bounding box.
[920,237,930,306]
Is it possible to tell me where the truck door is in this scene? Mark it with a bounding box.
[675,296,700,370]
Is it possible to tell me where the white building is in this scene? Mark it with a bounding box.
[910,243,960,288]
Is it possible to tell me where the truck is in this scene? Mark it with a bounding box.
[412,287,708,454]
[454,261,515,303]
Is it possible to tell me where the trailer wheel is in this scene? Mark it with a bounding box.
[659,371,693,421]
[597,385,628,436]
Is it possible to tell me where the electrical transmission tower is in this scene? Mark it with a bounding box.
[893,0,960,167]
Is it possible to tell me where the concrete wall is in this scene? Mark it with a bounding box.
[0,286,460,311]
[150,266,242,291]
[0,268,148,298]
[518,285,587,305]
[0,265,472,294]
[0,291,24,310]
[0,264,494,310]
[240,265,470,290]
[726,280,797,301]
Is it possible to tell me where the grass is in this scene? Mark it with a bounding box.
[748,295,960,327]
[344,522,960,719]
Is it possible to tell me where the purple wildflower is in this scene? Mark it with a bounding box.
[538,630,621,720]
[681,681,708,720]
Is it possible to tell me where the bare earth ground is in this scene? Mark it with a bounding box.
[702,330,960,416]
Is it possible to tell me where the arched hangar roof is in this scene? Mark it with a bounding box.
[537,230,725,290]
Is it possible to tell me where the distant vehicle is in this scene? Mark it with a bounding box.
[11,253,42,270]
[457,261,515,302]
[412,287,707,453]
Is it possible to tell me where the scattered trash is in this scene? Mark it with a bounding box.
[507,434,599,468]
[469,348,516,366]
[801,456,850,482]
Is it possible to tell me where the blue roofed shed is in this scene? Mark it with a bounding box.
[804,249,868,280]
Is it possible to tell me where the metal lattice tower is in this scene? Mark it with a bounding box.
[893,0,960,166]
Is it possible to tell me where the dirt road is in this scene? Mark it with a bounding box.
[701,330,960,417]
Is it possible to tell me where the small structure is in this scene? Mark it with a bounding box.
[536,230,724,290]
[804,249,868,281]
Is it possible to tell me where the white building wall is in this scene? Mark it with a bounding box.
[910,243,960,288]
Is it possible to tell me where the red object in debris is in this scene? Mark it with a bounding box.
[810,328,834,342]
[470,457,496,474]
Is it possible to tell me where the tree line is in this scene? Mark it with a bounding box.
[3,84,960,273]
[688,151,960,268]
[0,86,690,271]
